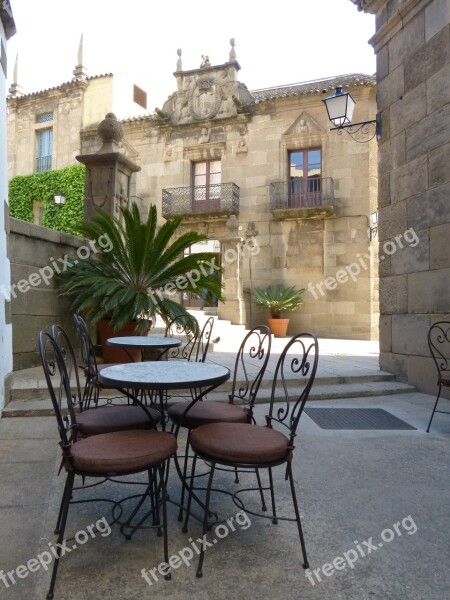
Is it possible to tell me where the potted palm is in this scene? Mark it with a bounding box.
[59,202,222,362]
[253,283,306,337]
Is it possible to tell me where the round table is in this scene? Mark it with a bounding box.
[98,360,229,393]
[107,335,182,361]
[98,361,231,529]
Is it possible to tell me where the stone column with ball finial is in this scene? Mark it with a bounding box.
[76,113,141,221]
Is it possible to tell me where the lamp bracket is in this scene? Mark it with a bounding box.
[330,118,380,143]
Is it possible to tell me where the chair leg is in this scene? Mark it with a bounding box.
[158,463,171,580]
[234,466,240,484]
[152,468,163,537]
[286,463,309,569]
[268,467,277,522]
[178,434,191,522]
[426,385,442,433]
[54,473,72,535]
[47,471,74,600]
[196,462,216,578]
[182,454,198,533]
[255,468,267,512]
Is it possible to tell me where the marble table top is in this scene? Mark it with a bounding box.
[107,335,182,349]
[98,360,230,390]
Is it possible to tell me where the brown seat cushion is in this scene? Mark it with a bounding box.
[167,401,249,428]
[70,430,177,475]
[439,372,450,386]
[77,405,160,436]
[189,422,290,465]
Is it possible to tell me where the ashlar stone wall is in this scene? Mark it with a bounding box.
[356,0,450,393]
[9,218,82,370]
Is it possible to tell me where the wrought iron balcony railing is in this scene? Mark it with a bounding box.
[36,156,52,173]
[162,182,240,218]
[270,177,334,212]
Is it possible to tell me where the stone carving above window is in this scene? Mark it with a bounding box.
[284,112,325,136]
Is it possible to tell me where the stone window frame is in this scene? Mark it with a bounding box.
[279,131,329,183]
[182,142,226,183]
[33,106,57,173]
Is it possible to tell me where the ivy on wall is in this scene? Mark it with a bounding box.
[8,165,86,236]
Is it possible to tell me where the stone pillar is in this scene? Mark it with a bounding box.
[217,215,246,325]
[76,113,141,221]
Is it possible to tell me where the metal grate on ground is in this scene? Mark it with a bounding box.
[304,408,416,430]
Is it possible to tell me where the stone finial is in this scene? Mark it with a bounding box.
[176,48,182,71]
[200,55,211,68]
[97,113,124,152]
[78,33,83,65]
[8,53,24,97]
[13,52,17,83]
[226,214,240,238]
[73,33,88,80]
[229,38,237,62]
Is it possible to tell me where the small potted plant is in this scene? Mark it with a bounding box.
[253,283,306,337]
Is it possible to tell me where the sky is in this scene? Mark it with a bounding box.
[6,0,376,111]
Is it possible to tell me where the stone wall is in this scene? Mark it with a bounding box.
[355,0,450,394]
[9,217,82,370]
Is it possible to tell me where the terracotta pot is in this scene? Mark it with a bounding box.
[97,319,142,363]
[267,318,290,338]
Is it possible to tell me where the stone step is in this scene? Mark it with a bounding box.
[2,380,416,417]
[208,380,417,403]
[8,370,396,403]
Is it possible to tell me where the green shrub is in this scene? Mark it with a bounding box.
[9,164,85,236]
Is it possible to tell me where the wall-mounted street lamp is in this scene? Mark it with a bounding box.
[323,87,380,142]
[53,193,66,206]
[369,210,378,241]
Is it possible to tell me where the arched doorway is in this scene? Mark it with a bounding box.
[182,239,221,308]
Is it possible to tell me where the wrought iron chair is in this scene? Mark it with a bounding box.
[51,323,160,436]
[73,314,129,409]
[184,332,319,577]
[38,331,177,599]
[168,325,271,429]
[427,321,450,432]
[191,316,215,363]
[167,325,271,521]
[160,313,200,360]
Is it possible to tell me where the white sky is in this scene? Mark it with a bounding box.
[7,0,375,111]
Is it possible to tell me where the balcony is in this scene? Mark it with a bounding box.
[162,182,240,219]
[36,156,52,173]
[270,177,335,220]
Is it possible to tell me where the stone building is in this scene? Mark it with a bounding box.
[7,41,379,340]
[352,0,450,394]
[0,1,15,412]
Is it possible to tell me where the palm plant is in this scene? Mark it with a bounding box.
[59,202,222,333]
[253,284,305,319]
